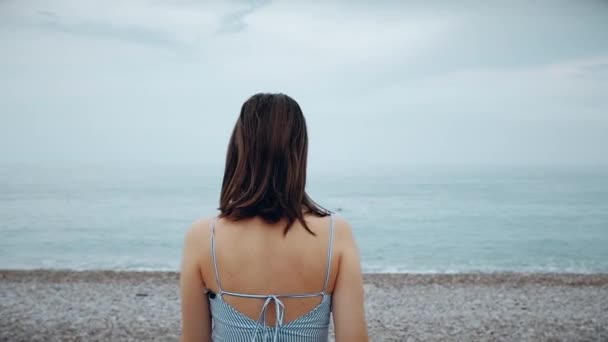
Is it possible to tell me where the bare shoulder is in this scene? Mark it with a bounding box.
[181,216,217,287]
[331,215,357,248]
[183,216,215,248]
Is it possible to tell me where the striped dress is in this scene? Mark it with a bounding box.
[207,215,335,341]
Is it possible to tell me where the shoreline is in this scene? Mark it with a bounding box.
[3,269,608,285]
[2,270,607,341]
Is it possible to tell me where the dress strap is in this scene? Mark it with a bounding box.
[210,217,222,292]
[322,214,335,292]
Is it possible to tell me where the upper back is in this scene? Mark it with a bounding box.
[200,213,339,326]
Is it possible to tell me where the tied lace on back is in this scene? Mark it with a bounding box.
[251,295,285,342]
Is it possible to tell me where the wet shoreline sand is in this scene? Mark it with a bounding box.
[1,270,607,341]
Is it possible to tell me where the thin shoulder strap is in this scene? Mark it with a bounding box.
[210,217,222,292]
[322,214,335,292]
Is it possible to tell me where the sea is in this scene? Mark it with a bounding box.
[1,163,607,273]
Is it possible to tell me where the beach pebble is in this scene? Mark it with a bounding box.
[1,271,607,341]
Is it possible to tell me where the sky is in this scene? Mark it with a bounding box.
[1,0,607,170]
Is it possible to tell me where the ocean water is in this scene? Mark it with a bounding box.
[1,163,607,273]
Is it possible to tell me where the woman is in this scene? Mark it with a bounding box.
[180,93,368,341]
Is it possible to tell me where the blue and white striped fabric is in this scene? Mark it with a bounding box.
[207,214,335,341]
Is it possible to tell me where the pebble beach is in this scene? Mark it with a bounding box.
[1,270,607,341]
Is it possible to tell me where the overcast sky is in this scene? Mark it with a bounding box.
[1,0,607,169]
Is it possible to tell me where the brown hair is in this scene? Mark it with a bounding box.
[219,93,329,234]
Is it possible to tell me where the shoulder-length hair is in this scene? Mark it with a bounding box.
[219,93,329,234]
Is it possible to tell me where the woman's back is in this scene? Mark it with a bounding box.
[205,214,337,341]
[205,214,338,327]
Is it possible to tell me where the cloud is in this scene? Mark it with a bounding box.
[574,60,608,81]
[214,0,272,35]
[1,0,231,47]
[357,56,608,120]
[0,0,607,165]
[0,0,456,100]
[33,10,181,47]
[35,9,58,18]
